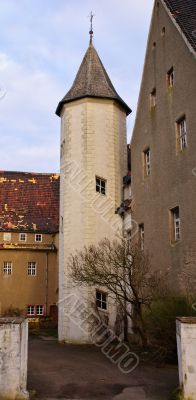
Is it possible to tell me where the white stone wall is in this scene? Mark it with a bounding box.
[176,317,196,400]
[0,318,29,400]
[58,98,127,343]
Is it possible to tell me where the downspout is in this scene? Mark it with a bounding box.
[45,252,48,316]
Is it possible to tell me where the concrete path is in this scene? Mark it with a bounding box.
[28,336,178,400]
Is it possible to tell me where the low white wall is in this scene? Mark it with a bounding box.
[0,318,29,400]
[176,317,196,400]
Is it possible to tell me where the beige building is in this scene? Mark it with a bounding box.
[56,35,131,343]
[131,0,196,281]
[0,171,59,318]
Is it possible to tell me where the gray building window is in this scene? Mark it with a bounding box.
[177,116,187,151]
[144,149,151,176]
[171,207,181,242]
[150,88,156,108]
[167,67,174,88]
[139,224,144,251]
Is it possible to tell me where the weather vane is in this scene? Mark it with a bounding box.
[89,11,95,44]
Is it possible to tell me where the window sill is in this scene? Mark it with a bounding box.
[170,240,181,247]
[96,307,108,314]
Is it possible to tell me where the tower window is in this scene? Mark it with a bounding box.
[144,148,151,176]
[167,67,174,88]
[96,177,106,195]
[96,290,107,310]
[139,224,144,251]
[3,261,12,275]
[176,116,187,151]
[150,88,156,108]
[170,207,181,242]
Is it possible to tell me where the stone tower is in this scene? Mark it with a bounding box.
[56,36,131,343]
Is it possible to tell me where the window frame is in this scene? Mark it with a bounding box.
[27,261,37,276]
[3,232,11,242]
[170,207,181,243]
[36,305,44,316]
[96,290,108,311]
[19,233,27,242]
[27,305,35,316]
[96,176,106,195]
[3,261,12,276]
[176,116,187,152]
[35,234,42,243]
[143,148,151,177]
[150,88,156,108]
[139,224,144,251]
[167,67,174,88]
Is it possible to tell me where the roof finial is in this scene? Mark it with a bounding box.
[89,11,94,44]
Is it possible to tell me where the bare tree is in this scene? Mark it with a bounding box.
[68,238,166,347]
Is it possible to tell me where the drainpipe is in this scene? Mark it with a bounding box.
[45,252,48,316]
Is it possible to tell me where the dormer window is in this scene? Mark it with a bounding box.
[19,233,27,242]
[3,232,11,242]
[35,234,42,242]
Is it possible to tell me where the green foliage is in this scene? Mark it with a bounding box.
[3,306,23,317]
[169,387,184,400]
[144,296,196,361]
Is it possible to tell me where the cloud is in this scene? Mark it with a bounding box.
[0,0,154,171]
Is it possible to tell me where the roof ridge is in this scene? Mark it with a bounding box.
[0,170,59,176]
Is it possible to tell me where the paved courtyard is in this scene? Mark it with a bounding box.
[28,336,178,400]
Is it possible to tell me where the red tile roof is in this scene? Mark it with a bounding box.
[0,171,59,233]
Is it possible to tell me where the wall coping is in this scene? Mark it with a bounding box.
[0,317,25,325]
[176,317,196,324]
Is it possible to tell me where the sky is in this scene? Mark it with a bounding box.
[0,0,154,173]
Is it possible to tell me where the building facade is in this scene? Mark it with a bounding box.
[0,171,59,317]
[56,38,131,343]
[0,0,195,341]
[131,0,196,281]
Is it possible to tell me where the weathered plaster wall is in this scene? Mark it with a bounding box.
[0,318,28,400]
[177,317,196,400]
[59,98,127,343]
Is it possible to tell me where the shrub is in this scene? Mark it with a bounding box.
[144,296,196,361]
[3,306,24,317]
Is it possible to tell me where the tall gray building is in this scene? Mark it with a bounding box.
[131,0,196,282]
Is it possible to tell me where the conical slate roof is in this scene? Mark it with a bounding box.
[56,42,131,116]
